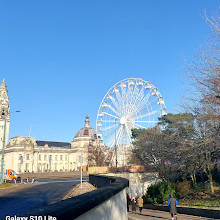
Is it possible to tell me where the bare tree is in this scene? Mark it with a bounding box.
[184,12,220,194]
[88,142,113,167]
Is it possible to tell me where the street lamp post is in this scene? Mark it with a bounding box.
[0,110,20,184]
[114,119,118,171]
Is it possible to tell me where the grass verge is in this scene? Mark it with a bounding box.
[179,197,220,209]
[0,183,14,189]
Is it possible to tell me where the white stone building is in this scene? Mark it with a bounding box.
[0,80,100,173]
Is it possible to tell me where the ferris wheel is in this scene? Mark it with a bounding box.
[96,78,166,165]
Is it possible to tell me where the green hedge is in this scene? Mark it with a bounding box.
[143,182,176,204]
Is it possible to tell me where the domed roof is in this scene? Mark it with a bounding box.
[74,116,97,139]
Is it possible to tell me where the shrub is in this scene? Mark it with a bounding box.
[176,181,192,198]
[143,182,176,204]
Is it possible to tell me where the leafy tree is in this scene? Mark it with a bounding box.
[132,126,174,182]
[159,113,199,184]
[158,113,196,140]
[131,128,145,139]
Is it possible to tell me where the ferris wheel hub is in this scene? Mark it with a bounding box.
[120,116,127,125]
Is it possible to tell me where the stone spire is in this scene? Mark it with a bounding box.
[1,78,5,87]
[0,79,9,110]
[84,116,90,128]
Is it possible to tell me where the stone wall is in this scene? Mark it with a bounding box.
[76,188,127,220]
[105,172,159,197]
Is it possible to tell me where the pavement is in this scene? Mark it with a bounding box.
[128,208,215,220]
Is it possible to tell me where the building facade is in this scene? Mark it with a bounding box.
[4,116,99,173]
[0,80,101,173]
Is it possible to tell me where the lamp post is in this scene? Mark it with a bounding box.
[0,110,20,184]
[114,119,118,171]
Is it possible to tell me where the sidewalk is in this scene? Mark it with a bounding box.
[128,208,214,220]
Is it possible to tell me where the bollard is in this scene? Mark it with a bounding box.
[27,178,28,183]
[14,179,16,184]
[31,179,34,184]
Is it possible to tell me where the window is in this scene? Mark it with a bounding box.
[49,155,52,163]
[39,154,41,160]
[60,155,63,160]
[55,155,58,160]
[19,155,23,164]
[26,154,30,160]
[44,155,47,160]
[65,155,68,161]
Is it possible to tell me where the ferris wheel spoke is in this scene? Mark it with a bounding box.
[120,127,129,146]
[124,85,129,113]
[124,124,132,144]
[129,87,150,116]
[109,125,123,148]
[116,125,123,146]
[135,120,159,123]
[103,112,120,119]
[128,82,138,112]
[115,90,124,115]
[126,83,133,105]
[134,91,145,111]
[127,97,138,115]
[133,83,145,108]
[137,97,159,115]
[147,97,159,107]
[126,84,134,114]
[102,120,118,123]
[103,124,118,131]
[121,86,126,112]
[134,123,148,129]
[135,110,159,120]
[110,96,123,114]
[107,104,121,117]
[123,129,128,145]
[103,127,118,140]
[131,83,139,106]
[134,94,154,116]
[104,122,121,138]
[135,90,153,114]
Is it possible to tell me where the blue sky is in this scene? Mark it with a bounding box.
[0,1,219,142]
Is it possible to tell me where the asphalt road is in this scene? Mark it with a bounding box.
[0,177,86,220]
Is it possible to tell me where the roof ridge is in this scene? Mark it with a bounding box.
[36,140,70,144]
